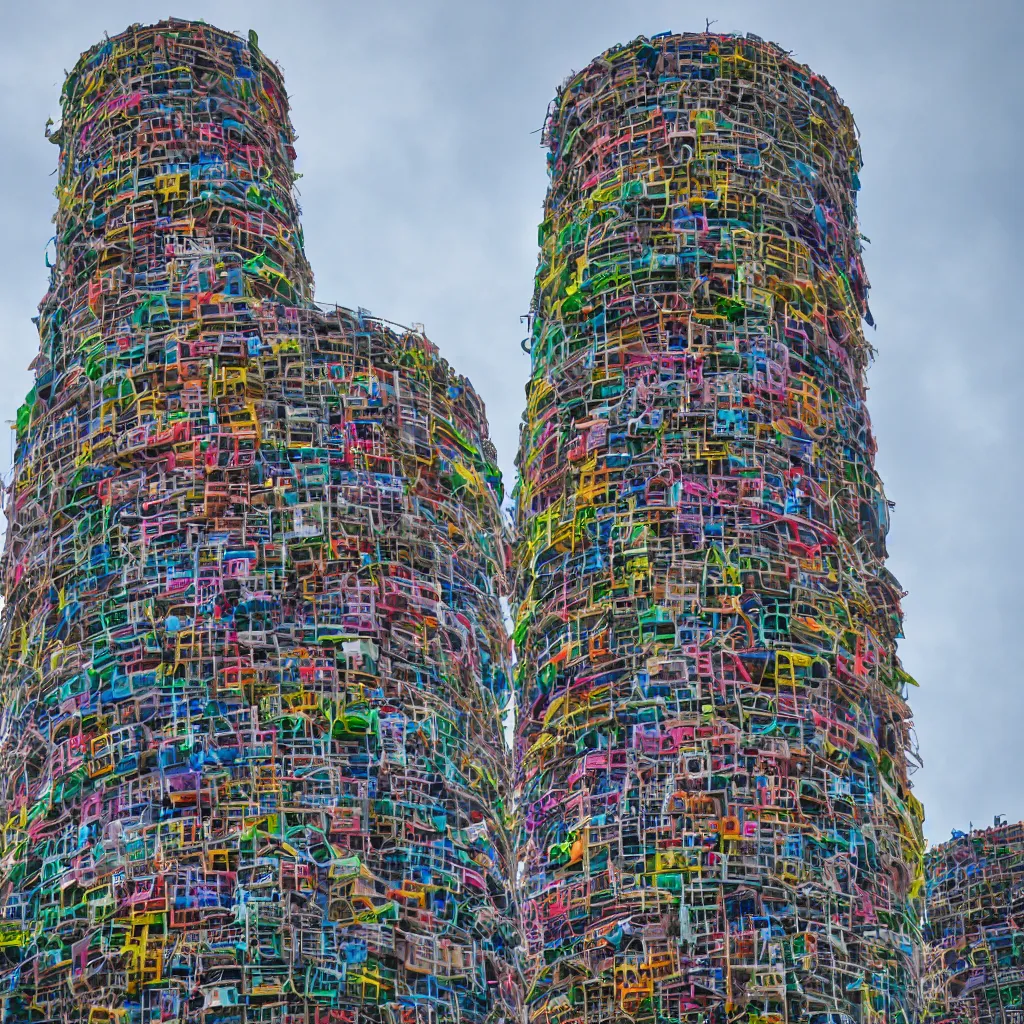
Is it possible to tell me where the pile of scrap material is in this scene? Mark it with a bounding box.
[0,19,519,1023]
[924,824,1024,1024]
[512,32,924,1024]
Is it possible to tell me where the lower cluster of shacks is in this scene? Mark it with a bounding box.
[923,825,1024,1024]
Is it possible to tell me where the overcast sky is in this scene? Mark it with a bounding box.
[0,0,1020,845]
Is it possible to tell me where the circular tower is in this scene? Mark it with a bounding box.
[513,32,924,1024]
[0,20,518,1024]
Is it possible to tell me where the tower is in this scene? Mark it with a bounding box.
[512,33,924,1024]
[0,20,518,1023]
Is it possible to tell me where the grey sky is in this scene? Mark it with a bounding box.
[0,0,1020,845]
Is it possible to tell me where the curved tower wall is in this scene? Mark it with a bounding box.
[0,20,518,1023]
[512,32,924,1024]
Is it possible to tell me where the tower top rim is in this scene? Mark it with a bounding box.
[551,31,852,122]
